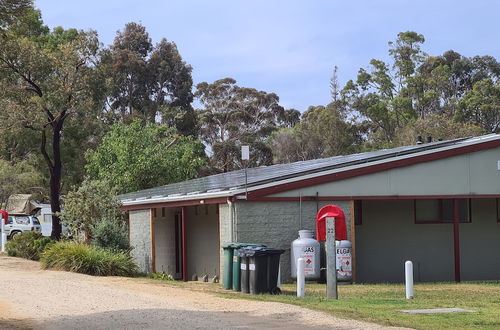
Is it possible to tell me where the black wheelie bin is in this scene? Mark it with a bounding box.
[239,247,284,295]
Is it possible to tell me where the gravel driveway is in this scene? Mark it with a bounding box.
[0,255,405,330]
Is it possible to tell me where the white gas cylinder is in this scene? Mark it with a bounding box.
[291,230,320,280]
[336,240,352,282]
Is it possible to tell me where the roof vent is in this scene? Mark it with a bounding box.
[416,136,423,145]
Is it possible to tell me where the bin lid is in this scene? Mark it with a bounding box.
[223,242,266,249]
[238,247,284,257]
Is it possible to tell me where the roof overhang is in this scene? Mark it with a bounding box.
[121,134,500,208]
[241,135,500,199]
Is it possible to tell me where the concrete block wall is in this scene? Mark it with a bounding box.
[185,204,220,280]
[129,209,152,274]
[218,203,232,284]
[153,207,178,276]
[234,200,352,283]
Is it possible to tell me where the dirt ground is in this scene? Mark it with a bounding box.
[0,255,406,329]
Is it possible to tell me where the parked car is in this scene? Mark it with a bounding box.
[3,215,42,239]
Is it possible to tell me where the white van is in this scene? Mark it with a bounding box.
[3,215,42,239]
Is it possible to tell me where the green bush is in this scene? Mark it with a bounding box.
[151,273,174,281]
[40,241,138,276]
[92,218,130,252]
[5,232,54,260]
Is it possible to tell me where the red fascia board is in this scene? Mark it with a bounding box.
[246,140,500,198]
[245,194,500,202]
[121,197,229,211]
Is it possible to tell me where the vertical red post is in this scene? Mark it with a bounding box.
[181,206,188,282]
[453,199,461,283]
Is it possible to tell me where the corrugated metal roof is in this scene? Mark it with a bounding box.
[119,134,499,204]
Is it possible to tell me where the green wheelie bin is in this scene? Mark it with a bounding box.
[222,243,237,290]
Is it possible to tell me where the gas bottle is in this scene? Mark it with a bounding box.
[336,240,352,282]
[291,230,320,280]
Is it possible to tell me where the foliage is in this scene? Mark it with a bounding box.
[91,218,130,252]
[5,231,53,260]
[457,78,500,133]
[85,120,205,194]
[59,178,122,243]
[0,9,103,239]
[0,0,32,30]
[342,31,500,146]
[0,157,45,207]
[101,22,196,135]
[150,273,174,281]
[195,78,287,172]
[40,241,138,276]
[392,114,485,147]
[269,102,363,163]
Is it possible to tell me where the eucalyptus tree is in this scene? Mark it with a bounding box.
[102,22,196,135]
[195,78,285,172]
[0,12,102,239]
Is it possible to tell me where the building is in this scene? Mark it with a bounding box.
[120,134,500,283]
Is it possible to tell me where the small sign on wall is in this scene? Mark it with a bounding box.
[497,160,500,171]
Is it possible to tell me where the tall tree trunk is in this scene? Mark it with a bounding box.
[49,121,63,240]
[40,118,64,240]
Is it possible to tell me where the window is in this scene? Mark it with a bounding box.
[415,199,471,224]
[43,214,52,223]
[14,216,30,225]
[354,200,363,225]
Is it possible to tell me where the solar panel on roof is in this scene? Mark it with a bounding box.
[119,136,490,201]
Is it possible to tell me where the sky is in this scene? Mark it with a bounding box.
[36,0,500,112]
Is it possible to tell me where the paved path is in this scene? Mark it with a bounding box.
[0,255,405,330]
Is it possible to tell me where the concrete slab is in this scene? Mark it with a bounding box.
[400,308,476,314]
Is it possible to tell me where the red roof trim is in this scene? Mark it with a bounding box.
[247,139,500,198]
[122,197,229,211]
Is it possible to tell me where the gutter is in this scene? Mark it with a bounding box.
[121,189,244,206]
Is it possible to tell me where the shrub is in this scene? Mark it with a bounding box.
[59,178,123,242]
[40,241,138,276]
[151,273,174,281]
[5,232,54,260]
[92,218,130,252]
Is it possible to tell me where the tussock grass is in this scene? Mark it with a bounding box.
[40,241,137,276]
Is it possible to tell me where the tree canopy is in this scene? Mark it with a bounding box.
[0,8,102,238]
[85,120,205,195]
[101,22,197,136]
[195,78,290,173]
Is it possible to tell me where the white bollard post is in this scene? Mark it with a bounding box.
[405,260,414,299]
[1,221,5,253]
[297,258,305,297]
[277,264,281,288]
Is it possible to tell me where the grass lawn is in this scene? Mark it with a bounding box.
[143,277,500,329]
[221,282,500,329]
